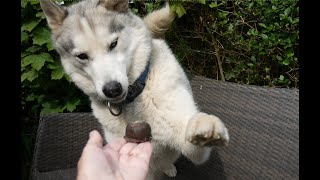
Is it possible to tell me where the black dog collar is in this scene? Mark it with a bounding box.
[108,61,150,116]
[125,60,150,103]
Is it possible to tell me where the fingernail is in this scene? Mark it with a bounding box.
[89,130,96,138]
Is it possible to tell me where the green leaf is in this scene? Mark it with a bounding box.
[286,52,294,58]
[279,14,286,20]
[37,95,45,103]
[132,8,139,14]
[225,72,235,80]
[272,5,277,10]
[266,25,273,31]
[21,31,29,43]
[247,29,258,36]
[218,11,229,19]
[21,0,28,8]
[32,27,52,46]
[21,53,54,71]
[256,0,263,6]
[21,19,42,32]
[176,5,186,18]
[250,56,256,62]
[64,74,72,82]
[46,40,54,51]
[198,0,206,5]
[41,107,64,114]
[258,23,267,28]
[32,53,54,71]
[36,12,46,19]
[32,57,46,71]
[26,94,35,101]
[209,2,217,8]
[276,55,282,61]
[30,0,40,5]
[25,46,42,53]
[47,63,60,70]
[41,102,65,115]
[292,18,299,24]
[248,2,254,9]
[64,99,81,112]
[260,34,268,39]
[219,20,228,25]
[171,4,186,18]
[51,67,65,80]
[21,72,28,82]
[284,7,291,16]
[21,52,29,59]
[55,0,65,4]
[279,75,284,81]
[21,56,33,67]
[282,59,290,66]
[228,24,234,31]
[21,69,38,82]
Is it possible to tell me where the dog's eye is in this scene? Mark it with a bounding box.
[109,39,118,50]
[77,53,89,60]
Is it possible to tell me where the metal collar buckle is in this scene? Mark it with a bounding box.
[107,102,122,116]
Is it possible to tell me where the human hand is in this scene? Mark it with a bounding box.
[77,130,153,180]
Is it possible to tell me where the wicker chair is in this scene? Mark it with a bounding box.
[31,74,299,180]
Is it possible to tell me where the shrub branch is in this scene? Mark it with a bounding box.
[207,28,225,81]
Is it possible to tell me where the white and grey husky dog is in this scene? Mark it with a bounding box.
[40,0,229,179]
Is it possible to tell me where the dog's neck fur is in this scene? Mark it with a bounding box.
[127,41,152,85]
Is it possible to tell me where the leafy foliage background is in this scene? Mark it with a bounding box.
[21,0,299,179]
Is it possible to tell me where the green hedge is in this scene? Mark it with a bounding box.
[167,0,299,87]
[21,0,298,179]
[21,0,90,178]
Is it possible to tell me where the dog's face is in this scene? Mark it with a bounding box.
[41,0,153,104]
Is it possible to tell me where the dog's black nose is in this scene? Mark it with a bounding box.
[102,81,123,98]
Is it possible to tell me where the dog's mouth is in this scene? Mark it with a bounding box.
[106,92,127,104]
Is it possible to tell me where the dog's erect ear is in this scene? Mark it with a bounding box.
[40,0,68,35]
[98,0,128,12]
[143,3,175,39]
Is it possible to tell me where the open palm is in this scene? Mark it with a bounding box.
[77,130,152,180]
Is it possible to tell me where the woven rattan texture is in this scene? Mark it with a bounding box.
[35,168,77,180]
[32,76,299,180]
[33,113,105,173]
[170,75,299,179]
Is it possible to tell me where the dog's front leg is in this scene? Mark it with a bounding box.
[180,112,229,164]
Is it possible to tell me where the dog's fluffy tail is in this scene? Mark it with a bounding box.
[143,3,175,39]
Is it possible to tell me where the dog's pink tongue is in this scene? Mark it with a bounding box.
[124,122,152,143]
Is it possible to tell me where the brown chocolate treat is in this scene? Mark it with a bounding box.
[124,122,152,143]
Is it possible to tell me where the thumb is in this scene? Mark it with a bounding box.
[86,130,103,148]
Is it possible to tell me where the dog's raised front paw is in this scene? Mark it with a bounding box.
[186,113,229,146]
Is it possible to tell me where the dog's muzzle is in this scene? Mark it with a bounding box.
[102,81,123,99]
